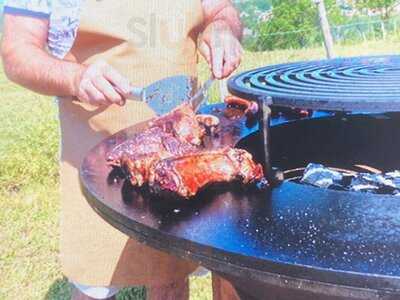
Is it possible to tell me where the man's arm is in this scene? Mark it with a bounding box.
[1,14,130,106]
[202,0,242,40]
[1,14,82,96]
[200,0,243,79]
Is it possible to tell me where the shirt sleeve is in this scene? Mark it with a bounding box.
[3,0,51,19]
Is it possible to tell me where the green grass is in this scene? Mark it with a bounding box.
[1,39,399,299]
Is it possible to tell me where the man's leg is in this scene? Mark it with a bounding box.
[212,274,241,300]
[146,277,189,300]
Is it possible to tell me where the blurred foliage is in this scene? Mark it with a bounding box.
[234,0,271,30]
[353,0,400,19]
[247,0,345,51]
[234,0,400,51]
[332,16,400,44]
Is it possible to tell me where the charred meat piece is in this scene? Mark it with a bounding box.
[108,103,205,166]
[106,104,205,186]
[149,103,205,146]
[108,130,199,186]
[107,127,169,167]
[150,148,264,198]
[225,96,259,115]
[120,135,199,186]
[121,153,160,187]
[195,114,220,128]
[195,114,220,135]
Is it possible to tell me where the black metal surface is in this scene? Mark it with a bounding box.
[259,102,273,180]
[80,104,400,298]
[228,55,400,112]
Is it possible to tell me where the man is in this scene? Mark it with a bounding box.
[1,0,243,299]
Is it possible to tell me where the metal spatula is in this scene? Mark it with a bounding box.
[124,75,197,116]
[190,76,215,112]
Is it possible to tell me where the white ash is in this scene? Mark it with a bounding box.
[300,163,400,195]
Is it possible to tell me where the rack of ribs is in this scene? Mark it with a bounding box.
[150,148,264,198]
[106,103,264,198]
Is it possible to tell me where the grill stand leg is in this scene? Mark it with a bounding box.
[260,101,284,185]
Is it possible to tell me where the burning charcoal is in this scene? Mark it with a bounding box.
[300,164,400,195]
[301,163,343,189]
[328,183,349,191]
[386,170,400,178]
[349,176,380,193]
[365,173,395,187]
[385,171,400,189]
[350,173,396,194]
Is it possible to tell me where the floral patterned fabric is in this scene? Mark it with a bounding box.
[3,0,81,58]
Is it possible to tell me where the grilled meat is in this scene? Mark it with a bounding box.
[150,148,264,198]
[107,104,204,166]
[107,127,198,166]
[225,96,259,115]
[106,102,264,197]
[107,127,168,167]
[120,134,199,186]
[107,128,199,186]
[107,104,204,186]
[149,103,205,146]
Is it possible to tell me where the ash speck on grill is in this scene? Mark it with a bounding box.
[300,163,400,195]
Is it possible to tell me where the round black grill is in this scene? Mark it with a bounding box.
[228,55,400,112]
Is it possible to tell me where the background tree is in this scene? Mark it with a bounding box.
[353,0,400,19]
[249,0,344,51]
[234,0,272,30]
[351,0,400,39]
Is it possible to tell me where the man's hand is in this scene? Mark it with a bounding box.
[74,61,131,107]
[199,20,243,79]
[200,0,243,79]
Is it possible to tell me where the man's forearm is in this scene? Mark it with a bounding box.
[202,0,243,40]
[1,42,83,97]
[1,14,84,97]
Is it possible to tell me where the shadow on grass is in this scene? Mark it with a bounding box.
[44,277,146,300]
[45,278,72,300]
[116,287,146,300]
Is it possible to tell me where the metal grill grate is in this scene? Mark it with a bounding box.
[228,55,400,112]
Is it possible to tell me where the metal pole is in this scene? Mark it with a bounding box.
[260,101,272,177]
[314,0,335,59]
[260,98,284,185]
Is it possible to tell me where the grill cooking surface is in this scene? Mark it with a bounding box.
[81,104,400,296]
[228,55,400,112]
